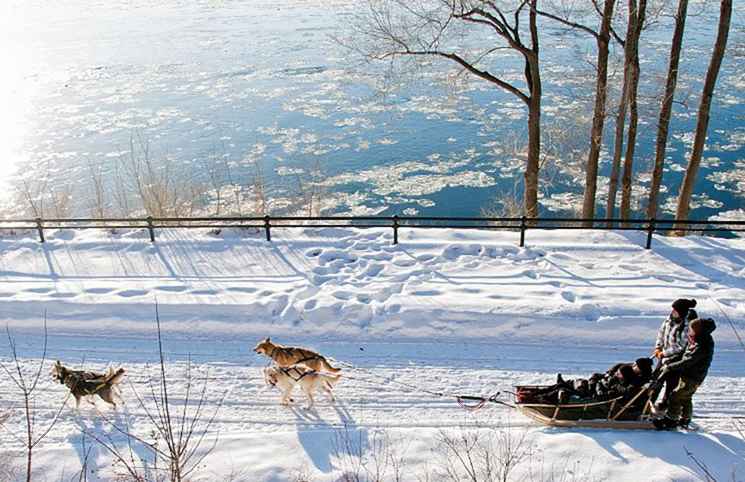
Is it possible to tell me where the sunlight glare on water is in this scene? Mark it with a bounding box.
[0,2,35,198]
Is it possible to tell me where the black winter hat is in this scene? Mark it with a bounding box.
[634,357,653,379]
[672,298,697,318]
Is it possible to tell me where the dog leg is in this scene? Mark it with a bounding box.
[280,387,294,406]
[74,395,81,410]
[303,389,315,410]
[323,384,335,402]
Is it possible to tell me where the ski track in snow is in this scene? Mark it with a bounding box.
[1,227,744,480]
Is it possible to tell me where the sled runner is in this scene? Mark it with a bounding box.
[514,383,656,430]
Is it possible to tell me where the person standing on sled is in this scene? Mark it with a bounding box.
[654,317,716,430]
[653,298,698,411]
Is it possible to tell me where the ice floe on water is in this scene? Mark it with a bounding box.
[1,0,744,221]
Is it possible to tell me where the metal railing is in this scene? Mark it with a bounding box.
[0,215,743,249]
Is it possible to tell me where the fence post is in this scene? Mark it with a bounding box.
[519,215,527,248]
[264,215,271,242]
[146,216,155,243]
[645,218,655,250]
[392,215,399,245]
[35,218,45,243]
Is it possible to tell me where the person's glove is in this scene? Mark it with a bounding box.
[653,348,663,359]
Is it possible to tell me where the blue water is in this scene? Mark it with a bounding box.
[2,1,743,220]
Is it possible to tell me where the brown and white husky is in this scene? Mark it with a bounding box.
[264,365,341,409]
[253,337,341,373]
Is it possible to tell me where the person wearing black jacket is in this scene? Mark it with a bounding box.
[654,318,716,430]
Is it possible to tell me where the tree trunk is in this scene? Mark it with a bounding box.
[581,0,616,226]
[524,2,542,220]
[647,0,688,221]
[620,0,647,224]
[606,1,637,224]
[674,0,732,233]
[525,94,541,219]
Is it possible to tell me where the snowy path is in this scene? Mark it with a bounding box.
[1,344,744,481]
[1,227,744,480]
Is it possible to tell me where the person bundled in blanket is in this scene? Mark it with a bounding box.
[540,358,654,404]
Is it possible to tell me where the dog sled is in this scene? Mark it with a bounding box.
[513,383,656,430]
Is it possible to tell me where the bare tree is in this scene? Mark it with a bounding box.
[646,0,689,221]
[0,315,69,482]
[84,303,226,482]
[619,0,647,224]
[674,0,732,233]
[602,0,648,224]
[434,425,532,482]
[537,0,618,226]
[87,159,108,219]
[349,0,543,218]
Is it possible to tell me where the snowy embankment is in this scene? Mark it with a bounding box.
[0,227,744,481]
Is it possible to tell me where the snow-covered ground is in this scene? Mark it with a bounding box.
[1,227,744,481]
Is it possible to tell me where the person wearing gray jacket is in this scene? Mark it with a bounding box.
[653,298,697,410]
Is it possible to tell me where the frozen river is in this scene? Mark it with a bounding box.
[1,0,743,219]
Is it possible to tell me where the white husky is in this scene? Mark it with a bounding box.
[264,365,341,409]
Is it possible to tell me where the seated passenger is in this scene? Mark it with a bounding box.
[543,358,653,404]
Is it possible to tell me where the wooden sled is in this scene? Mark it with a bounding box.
[514,383,656,430]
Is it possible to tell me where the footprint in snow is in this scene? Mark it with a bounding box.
[117,289,148,298]
[25,287,52,294]
[410,289,441,297]
[416,254,436,262]
[49,292,77,298]
[227,287,258,294]
[392,258,416,267]
[190,289,219,295]
[155,285,188,292]
[561,291,577,303]
[362,264,384,278]
[654,274,675,283]
[386,303,402,314]
[84,287,114,294]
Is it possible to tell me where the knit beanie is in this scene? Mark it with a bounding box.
[634,357,653,379]
[672,298,697,319]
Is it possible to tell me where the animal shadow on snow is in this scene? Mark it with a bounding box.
[574,428,745,479]
[291,399,369,476]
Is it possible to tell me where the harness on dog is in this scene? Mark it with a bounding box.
[59,371,110,395]
[268,346,322,366]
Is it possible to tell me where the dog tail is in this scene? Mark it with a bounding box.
[105,368,126,386]
[321,358,342,373]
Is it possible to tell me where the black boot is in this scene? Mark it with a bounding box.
[653,416,678,431]
[678,418,691,429]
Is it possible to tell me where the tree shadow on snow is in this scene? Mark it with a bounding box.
[570,428,745,480]
[71,407,154,480]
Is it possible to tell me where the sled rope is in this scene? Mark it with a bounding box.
[333,359,514,410]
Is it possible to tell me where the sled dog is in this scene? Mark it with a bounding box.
[264,365,341,409]
[253,337,341,373]
[52,361,126,409]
